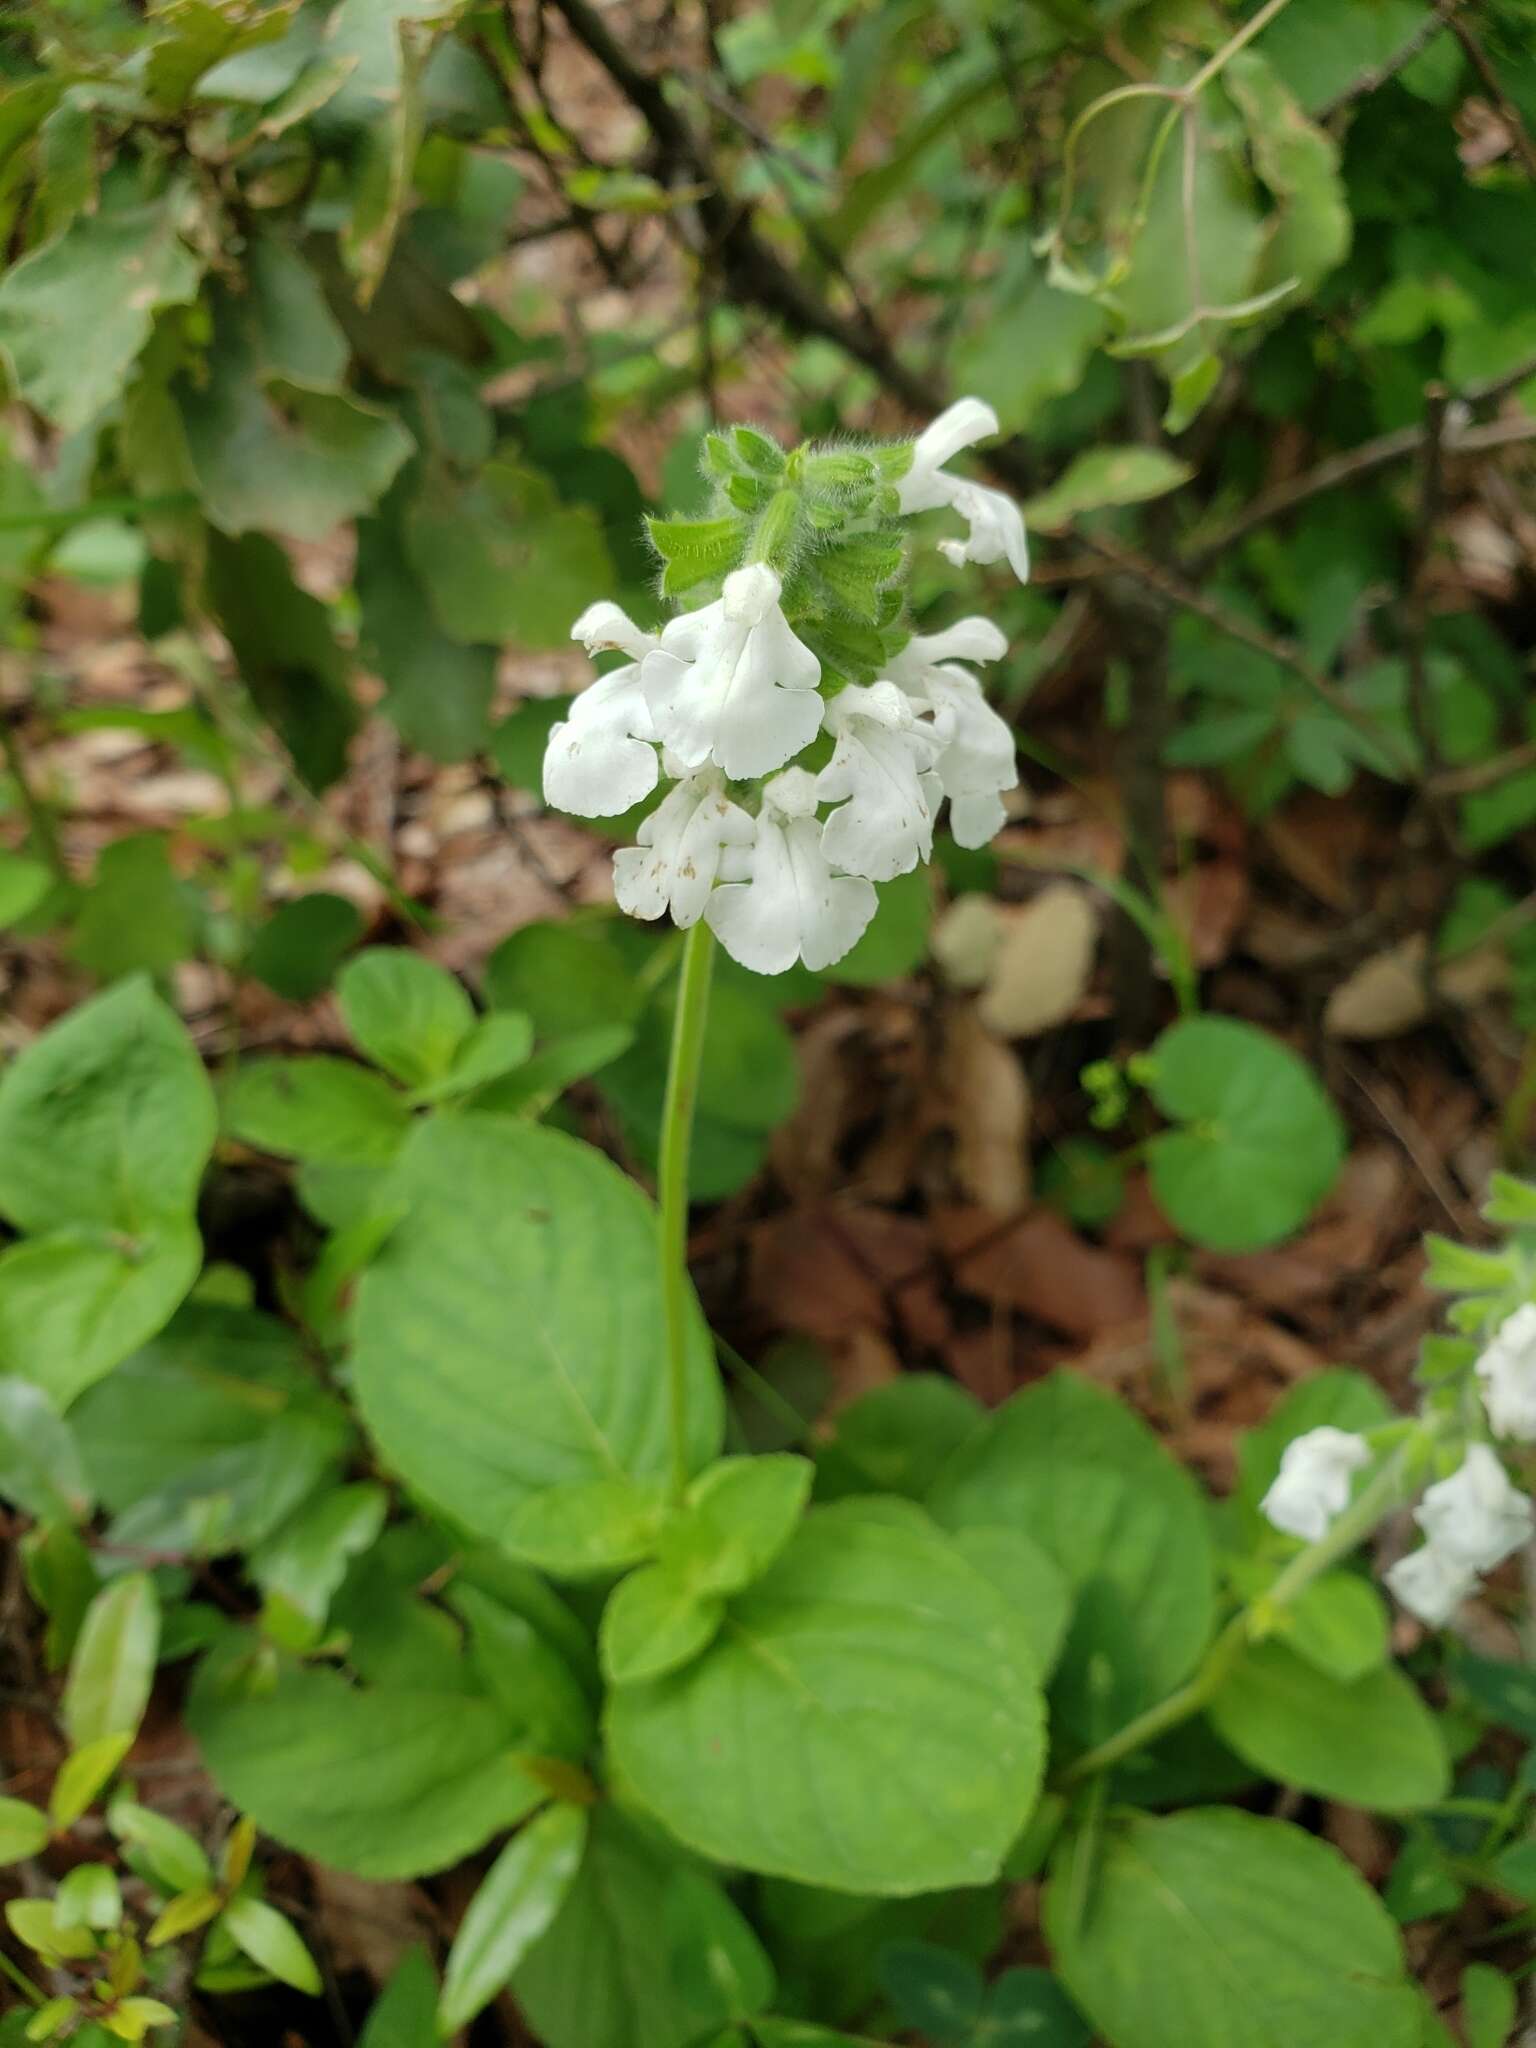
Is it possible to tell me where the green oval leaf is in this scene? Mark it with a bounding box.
[439,1803,588,2034]
[221,1893,322,1996]
[1046,1807,1419,2048]
[1208,1639,1448,1810]
[1144,1017,1344,1252]
[352,1118,722,1541]
[606,1501,1045,1896]
[62,1572,160,1750]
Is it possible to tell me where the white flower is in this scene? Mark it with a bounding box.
[543,603,661,817]
[888,619,1018,849]
[1414,1444,1533,1572]
[1384,1542,1478,1628]
[816,681,941,882]
[1260,1426,1371,1542]
[895,398,1029,583]
[706,768,876,976]
[1475,1303,1536,1442]
[612,766,755,929]
[641,563,823,781]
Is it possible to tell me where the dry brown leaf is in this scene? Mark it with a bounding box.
[977,884,1097,1038]
[1326,933,1508,1038]
[941,1004,1030,1214]
[938,1206,1144,1340]
[932,894,1002,989]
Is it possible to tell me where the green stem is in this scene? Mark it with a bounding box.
[0,716,65,881]
[0,1943,44,2005]
[658,919,716,1502]
[1061,1437,1424,1785]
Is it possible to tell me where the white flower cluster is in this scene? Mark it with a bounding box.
[542,401,1026,975]
[1260,1299,1536,1627]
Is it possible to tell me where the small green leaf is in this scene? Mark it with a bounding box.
[0,1796,48,1865]
[62,1573,160,1751]
[220,1894,322,1996]
[504,1477,668,1579]
[1144,1016,1344,1252]
[107,1798,212,1895]
[48,1733,132,1831]
[148,1886,222,1946]
[1022,447,1193,532]
[54,1863,121,1932]
[5,1898,96,1962]
[877,1940,984,2042]
[337,949,475,1087]
[224,1057,410,1167]
[1280,1570,1389,1682]
[1209,1640,1447,1810]
[360,1947,438,2047]
[407,1013,534,1106]
[243,894,363,1002]
[660,1455,813,1596]
[600,1563,723,1686]
[1461,1963,1516,2048]
[438,1803,589,2034]
[0,849,51,927]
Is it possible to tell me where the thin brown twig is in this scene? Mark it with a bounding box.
[1442,4,1536,180]
[1184,403,1536,566]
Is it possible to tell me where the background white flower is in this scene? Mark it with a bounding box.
[1414,1443,1533,1571]
[641,563,823,780]
[706,767,876,975]
[1260,1425,1371,1541]
[889,621,1019,849]
[543,602,661,817]
[1384,1543,1477,1628]
[1475,1302,1536,1440]
[613,767,755,928]
[896,398,1029,583]
[817,681,940,882]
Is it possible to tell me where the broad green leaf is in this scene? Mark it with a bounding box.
[0,1224,203,1409]
[250,1482,388,1640]
[947,1527,1073,1683]
[929,1373,1215,1741]
[1045,1808,1419,2048]
[145,0,301,111]
[336,947,474,1086]
[0,1797,48,1866]
[1022,448,1192,533]
[406,458,612,650]
[513,1808,764,2048]
[439,1803,589,2034]
[601,1563,722,1686]
[353,1117,722,1539]
[356,505,495,760]
[62,1573,160,1750]
[243,893,363,1002]
[1281,1570,1389,1682]
[204,530,359,790]
[71,832,194,983]
[224,1057,410,1166]
[1255,0,1427,113]
[450,1583,595,1759]
[0,977,215,1236]
[877,1939,983,2040]
[606,1501,1046,1895]
[49,1734,132,1830]
[187,1659,543,1879]
[1111,140,1267,382]
[360,1947,438,2048]
[484,921,643,1039]
[107,1798,212,1894]
[472,1025,634,1117]
[505,1477,668,1579]
[0,200,202,431]
[664,1865,776,2028]
[984,1967,1093,2045]
[70,1304,349,1554]
[815,1375,984,1503]
[1209,1640,1447,1809]
[1452,1654,1536,1740]
[1144,1016,1345,1252]
[955,260,1108,434]
[0,1379,93,1521]
[659,1455,813,1596]
[221,1894,321,1996]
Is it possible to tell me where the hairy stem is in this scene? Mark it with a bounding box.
[658,918,716,1501]
[1060,1437,1423,1785]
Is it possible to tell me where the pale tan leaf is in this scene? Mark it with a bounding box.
[977,885,1097,1038]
